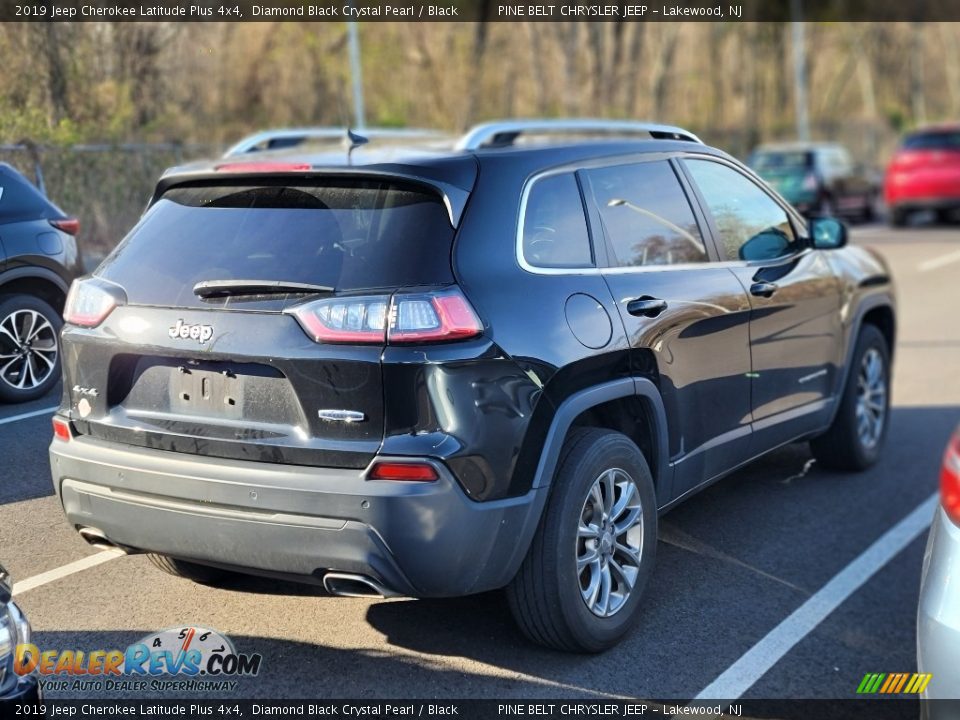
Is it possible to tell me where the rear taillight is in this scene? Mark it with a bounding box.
[289,294,389,343]
[288,287,482,345]
[368,461,439,482]
[52,417,72,442]
[63,279,120,328]
[49,218,80,236]
[388,289,483,343]
[941,429,960,526]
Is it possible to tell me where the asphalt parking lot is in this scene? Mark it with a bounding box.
[2,222,958,707]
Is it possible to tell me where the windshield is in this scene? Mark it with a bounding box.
[750,151,813,174]
[97,178,455,309]
[902,131,960,151]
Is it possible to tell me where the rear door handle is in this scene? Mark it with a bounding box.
[750,282,778,298]
[627,297,668,318]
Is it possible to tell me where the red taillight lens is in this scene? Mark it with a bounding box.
[50,218,80,236]
[289,295,389,344]
[214,162,312,173]
[288,288,482,345]
[63,279,119,328]
[389,289,483,343]
[368,462,439,482]
[941,429,960,525]
[52,417,72,442]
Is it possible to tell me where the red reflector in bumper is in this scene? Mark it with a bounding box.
[52,417,72,442]
[368,462,438,482]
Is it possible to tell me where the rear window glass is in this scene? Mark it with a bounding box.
[0,165,55,224]
[97,179,455,308]
[902,131,960,150]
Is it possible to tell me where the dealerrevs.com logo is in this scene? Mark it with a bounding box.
[14,626,262,693]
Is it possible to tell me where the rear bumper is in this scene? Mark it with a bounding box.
[918,506,960,700]
[49,435,547,597]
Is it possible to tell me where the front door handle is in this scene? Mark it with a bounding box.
[627,297,668,318]
[750,282,778,298]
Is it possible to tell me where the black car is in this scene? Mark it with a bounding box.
[49,121,895,652]
[0,163,82,403]
[749,142,878,221]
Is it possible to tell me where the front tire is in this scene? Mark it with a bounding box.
[0,295,63,403]
[507,428,657,652]
[811,324,891,471]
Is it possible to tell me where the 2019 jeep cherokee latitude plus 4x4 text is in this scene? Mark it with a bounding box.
[50,121,895,652]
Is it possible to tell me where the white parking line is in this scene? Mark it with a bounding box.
[918,248,960,273]
[13,551,122,597]
[694,492,938,700]
[0,405,57,427]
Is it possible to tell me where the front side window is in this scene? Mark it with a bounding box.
[521,173,593,269]
[583,160,707,267]
[685,159,797,263]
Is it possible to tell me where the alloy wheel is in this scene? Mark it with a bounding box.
[0,309,58,391]
[576,468,645,618]
[855,347,886,449]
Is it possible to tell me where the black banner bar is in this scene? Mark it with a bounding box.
[1,0,959,22]
[5,698,960,720]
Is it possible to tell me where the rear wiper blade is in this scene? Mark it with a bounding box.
[193,279,335,298]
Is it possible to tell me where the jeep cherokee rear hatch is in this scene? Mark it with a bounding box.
[60,172,474,469]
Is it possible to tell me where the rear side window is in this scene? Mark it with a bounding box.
[98,179,455,308]
[521,173,593,269]
[902,131,960,150]
[583,160,707,267]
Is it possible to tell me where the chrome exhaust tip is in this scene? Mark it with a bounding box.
[77,527,131,554]
[322,572,398,598]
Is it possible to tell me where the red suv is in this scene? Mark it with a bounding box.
[884,124,960,226]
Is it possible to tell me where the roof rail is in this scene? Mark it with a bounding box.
[455,119,703,150]
[223,127,450,158]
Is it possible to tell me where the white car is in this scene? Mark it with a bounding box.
[918,426,960,715]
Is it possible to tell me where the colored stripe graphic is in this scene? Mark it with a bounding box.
[856,672,932,694]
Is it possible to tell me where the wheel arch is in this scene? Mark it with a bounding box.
[0,267,69,312]
[827,294,896,426]
[530,377,671,505]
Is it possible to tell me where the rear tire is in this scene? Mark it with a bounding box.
[507,428,657,652]
[147,554,231,584]
[889,208,908,228]
[0,294,62,403]
[811,324,890,471]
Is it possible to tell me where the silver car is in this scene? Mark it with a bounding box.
[918,426,960,714]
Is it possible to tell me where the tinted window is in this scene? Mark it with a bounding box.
[98,179,455,309]
[584,160,707,267]
[685,159,796,262]
[522,173,592,268]
[902,131,960,150]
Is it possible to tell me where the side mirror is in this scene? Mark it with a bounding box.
[809,216,847,250]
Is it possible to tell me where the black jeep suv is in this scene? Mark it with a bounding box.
[49,121,895,652]
[0,163,82,403]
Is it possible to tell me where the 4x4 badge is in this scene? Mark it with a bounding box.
[169,319,214,344]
